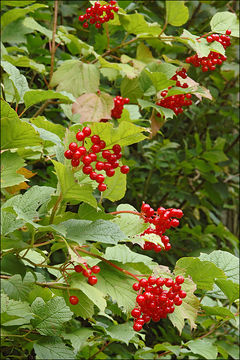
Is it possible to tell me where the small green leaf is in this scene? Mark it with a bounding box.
[214,279,239,303]
[202,150,228,163]
[34,337,75,360]
[24,89,75,109]
[186,338,218,360]
[22,16,52,38]
[104,167,127,202]
[106,322,136,345]
[138,99,174,119]
[1,273,35,301]
[63,328,93,353]
[99,56,138,79]
[210,12,239,37]
[105,244,154,265]
[50,60,100,97]
[120,77,144,103]
[119,13,162,36]
[202,305,235,319]
[145,70,175,92]
[166,1,189,26]
[111,204,148,236]
[1,151,26,188]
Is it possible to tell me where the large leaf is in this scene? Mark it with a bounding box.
[111,204,148,236]
[138,98,174,119]
[1,100,41,150]
[1,60,29,103]
[31,296,73,336]
[60,219,126,245]
[1,3,47,29]
[99,56,138,79]
[2,54,45,74]
[175,257,226,290]
[120,77,144,103]
[214,279,239,303]
[144,70,175,92]
[186,339,218,359]
[1,293,34,327]
[24,89,75,109]
[63,328,93,353]
[104,167,127,202]
[1,151,26,188]
[1,273,35,301]
[104,244,154,265]
[119,13,162,36]
[50,60,100,97]
[210,12,239,37]
[72,92,113,122]
[30,116,65,139]
[166,1,189,26]
[106,322,136,345]
[34,337,75,360]
[201,305,235,319]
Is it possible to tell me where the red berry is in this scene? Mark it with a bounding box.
[72,150,82,159]
[131,308,141,318]
[69,142,78,152]
[102,150,111,159]
[83,165,92,174]
[226,29,231,35]
[83,22,89,28]
[90,171,98,180]
[106,169,115,177]
[82,155,92,165]
[78,146,87,156]
[139,278,148,288]
[133,322,142,331]
[170,219,180,227]
[91,135,101,144]
[95,22,101,29]
[89,153,97,162]
[141,203,151,213]
[98,183,107,192]
[148,276,156,285]
[88,275,98,285]
[83,268,92,277]
[64,150,73,159]
[104,162,112,171]
[76,131,85,141]
[82,127,91,136]
[71,158,80,167]
[165,243,172,251]
[207,36,213,43]
[170,209,183,218]
[74,265,83,273]
[124,97,129,104]
[99,140,106,149]
[112,144,121,154]
[79,15,85,22]
[136,294,145,305]
[96,161,105,171]
[165,278,174,287]
[91,265,101,274]
[175,275,185,284]
[132,282,140,291]
[91,144,101,153]
[120,165,130,174]
[156,277,165,286]
[69,295,79,305]
[96,174,104,183]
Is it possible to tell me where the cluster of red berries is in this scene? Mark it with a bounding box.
[186,30,231,72]
[64,126,130,192]
[131,275,186,331]
[79,1,119,29]
[111,96,129,119]
[140,203,183,252]
[69,264,101,305]
[156,68,192,117]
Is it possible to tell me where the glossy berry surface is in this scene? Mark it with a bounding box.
[78,1,119,28]
[69,296,79,305]
[88,275,98,285]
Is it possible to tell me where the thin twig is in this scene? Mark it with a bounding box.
[49,0,59,85]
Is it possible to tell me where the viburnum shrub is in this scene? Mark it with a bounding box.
[1,1,239,359]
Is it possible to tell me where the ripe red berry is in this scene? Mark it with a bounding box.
[88,275,98,285]
[82,155,92,165]
[112,144,121,154]
[170,218,180,227]
[95,22,101,29]
[64,150,73,159]
[91,265,101,274]
[83,165,93,174]
[131,308,141,318]
[96,174,105,183]
[226,29,231,35]
[76,131,85,141]
[74,265,83,273]
[69,295,79,305]
[91,144,101,153]
[175,275,185,284]
[82,127,91,136]
[79,15,85,22]
[132,282,140,291]
[73,150,82,159]
[90,171,98,180]
[99,140,106,149]
[139,278,148,288]
[91,135,101,144]
[165,278,174,287]
[170,209,183,218]
[83,268,92,277]
[78,146,87,156]
[106,169,115,177]
[71,158,80,167]
[89,153,97,162]
[83,22,89,28]
[165,243,172,251]
[148,276,156,285]
[120,165,130,174]
[98,183,107,192]
[207,36,213,43]
[179,290,187,298]
[69,142,78,152]
[136,294,145,305]
[133,322,142,331]
[102,150,111,159]
[96,161,105,171]
[156,277,165,286]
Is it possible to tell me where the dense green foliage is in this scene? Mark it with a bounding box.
[1,1,239,359]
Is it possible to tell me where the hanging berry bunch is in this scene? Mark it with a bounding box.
[131,275,186,331]
[156,68,192,117]
[64,126,130,192]
[111,96,129,119]
[79,0,119,29]
[186,30,231,72]
[140,203,183,252]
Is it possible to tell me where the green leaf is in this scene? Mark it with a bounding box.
[58,32,97,57]
[24,89,75,109]
[105,244,154,265]
[119,13,162,36]
[1,100,41,150]
[50,60,100,97]
[63,328,93,353]
[96,263,136,311]
[111,204,148,236]
[34,337,75,360]
[169,277,199,334]
[120,77,144,103]
[30,116,65,139]
[1,151,26,188]
[61,219,126,245]
[70,275,106,311]
[202,150,228,163]
[31,296,73,336]
[78,203,114,221]
[1,293,34,327]
[104,167,127,202]
[136,43,154,64]
[138,99,174,119]
[106,322,136,345]
[210,12,239,37]
[1,60,29,103]
[22,16,52,39]
[166,1,189,26]
[1,273,35,301]
[72,92,113,123]
[181,29,210,57]
[52,160,97,208]
[99,56,138,79]
[201,305,235,319]
[199,250,239,283]
[145,70,175,92]
[2,54,45,74]
[186,339,218,359]
[1,1,36,7]
[175,257,226,290]
[1,3,48,29]
[214,279,239,303]
[1,207,25,236]
[0,254,26,277]
[90,121,147,149]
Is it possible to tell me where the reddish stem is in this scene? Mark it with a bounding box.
[196,31,213,40]
[109,210,141,216]
[75,246,140,282]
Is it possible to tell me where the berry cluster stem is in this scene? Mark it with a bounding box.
[109,210,141,216]
[74,246,140,282]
